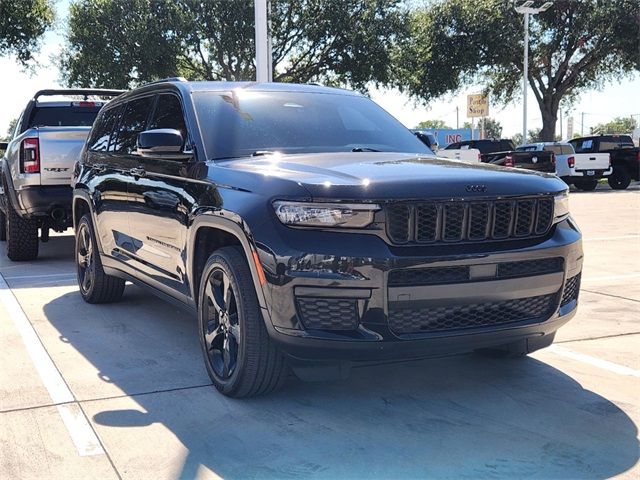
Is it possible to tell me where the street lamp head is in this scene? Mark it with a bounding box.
[521,1,534,7]
[540,2,554,11]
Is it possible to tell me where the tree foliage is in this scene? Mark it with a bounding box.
[0,0,55,65]
[591,116,638,135]
[61,0,407,89]
[463,117,502,138]
[415,119,451,129]
[393,0,640,141]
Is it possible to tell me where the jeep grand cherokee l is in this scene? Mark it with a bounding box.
[72,79,583,398]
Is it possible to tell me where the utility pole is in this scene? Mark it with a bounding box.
[515,2,553,144]
[456,106,459,129]
[254,0,272,82]
[581,112,585,136]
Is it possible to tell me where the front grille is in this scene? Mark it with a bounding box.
[297,297,359,331]
[561,274,581,306]
[385,197,554,244]
[388,293,557,334]
[388,257,564,287]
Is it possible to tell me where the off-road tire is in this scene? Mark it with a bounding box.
[608,166,631,190]
[574,179,598,191]
[76,214,125,303]
[5,194,38,261]
[0,210,6,241]
[198,246,288,398]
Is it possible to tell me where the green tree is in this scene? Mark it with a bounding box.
[1,118,18,142]
[0,0,55,65]
[462,117,502,138]
[591,116,637,135]
[393,0,640,141]
[61,0,407,89]
[415,119,451,129]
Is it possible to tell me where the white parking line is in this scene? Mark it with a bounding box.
[0,272,104,456]
[548,345,640,378]
[2,272,76,280]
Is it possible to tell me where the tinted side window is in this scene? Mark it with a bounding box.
[543,145,563,155]
[113,96,154,154]
[148,94,188,144]
[87,106,120,152]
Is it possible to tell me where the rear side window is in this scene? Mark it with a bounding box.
[87,106,121,152]
[517,146,537,152]
[543,145,563,155]
[112,96,154,154]
[561,145,574,155]
[148,94,188,145]
[28,106,102,128]
[571,139,594,153]
[599,138,634,150]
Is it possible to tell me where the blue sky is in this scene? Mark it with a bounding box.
[1,1,638,139]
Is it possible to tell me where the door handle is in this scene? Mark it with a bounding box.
[589,157,596,160]
[130,167,146,177]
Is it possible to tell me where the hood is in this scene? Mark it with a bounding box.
[216,152,567,200]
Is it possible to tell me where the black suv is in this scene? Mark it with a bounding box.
[72,80,583,397]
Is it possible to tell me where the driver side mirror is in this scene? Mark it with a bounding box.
[136,129,190,159]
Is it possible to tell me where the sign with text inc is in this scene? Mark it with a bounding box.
[467,94,489,118]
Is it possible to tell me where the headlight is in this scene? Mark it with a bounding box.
[273,201,380,228]
[554,191,570,223]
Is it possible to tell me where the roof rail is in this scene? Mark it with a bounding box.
[144,77,188,86]
[33,88,125,100]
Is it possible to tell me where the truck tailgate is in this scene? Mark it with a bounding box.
[574,152,610,171]
[37,126,91,185]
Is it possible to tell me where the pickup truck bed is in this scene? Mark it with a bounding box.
[0,88,123,260]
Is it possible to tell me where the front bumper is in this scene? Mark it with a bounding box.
[255,217,583,363]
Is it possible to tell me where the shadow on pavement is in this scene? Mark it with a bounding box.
[44,290,639,479]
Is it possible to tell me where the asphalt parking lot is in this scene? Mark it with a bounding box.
[1,185,638,480]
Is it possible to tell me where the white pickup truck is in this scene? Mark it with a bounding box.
[0,88,123,260]
[516,142,611,191]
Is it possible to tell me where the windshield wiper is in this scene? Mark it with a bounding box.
[351,147,381,152]
[251,150,278,157]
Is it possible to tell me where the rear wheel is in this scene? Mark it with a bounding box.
[0,210,6,241]
[574,179,598,191]
[5,196,38,261]
[608,166,631,190]
[76,214,125,303]
[198,247,288,397]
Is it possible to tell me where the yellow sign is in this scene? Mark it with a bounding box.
[467,94,489,118]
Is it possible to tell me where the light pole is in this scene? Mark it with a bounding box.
[255,0,272,82]
[514,1,553,144]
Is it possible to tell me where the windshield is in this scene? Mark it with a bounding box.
[193,90,433,160]
[28,106,102,128]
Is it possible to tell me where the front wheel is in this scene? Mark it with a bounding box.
[198,247,288,398]
[574,179,598,191]
[608,166,631,190]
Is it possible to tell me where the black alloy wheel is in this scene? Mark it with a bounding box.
[202,267,241,380]
[77,221,95,295]
[75,214,125,303]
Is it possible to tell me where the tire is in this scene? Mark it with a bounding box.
[0,210,6,241]
[76,214,125,303]
[198,246,288,398]
[574,179,598,191]
[5,194,38,261]
[608,166,631,190]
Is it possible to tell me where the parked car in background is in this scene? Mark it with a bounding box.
[444,139,555,169]
[516,142,611,191]
[569,135,640,190]
[72,79,582,398]
[0,88,123,260]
